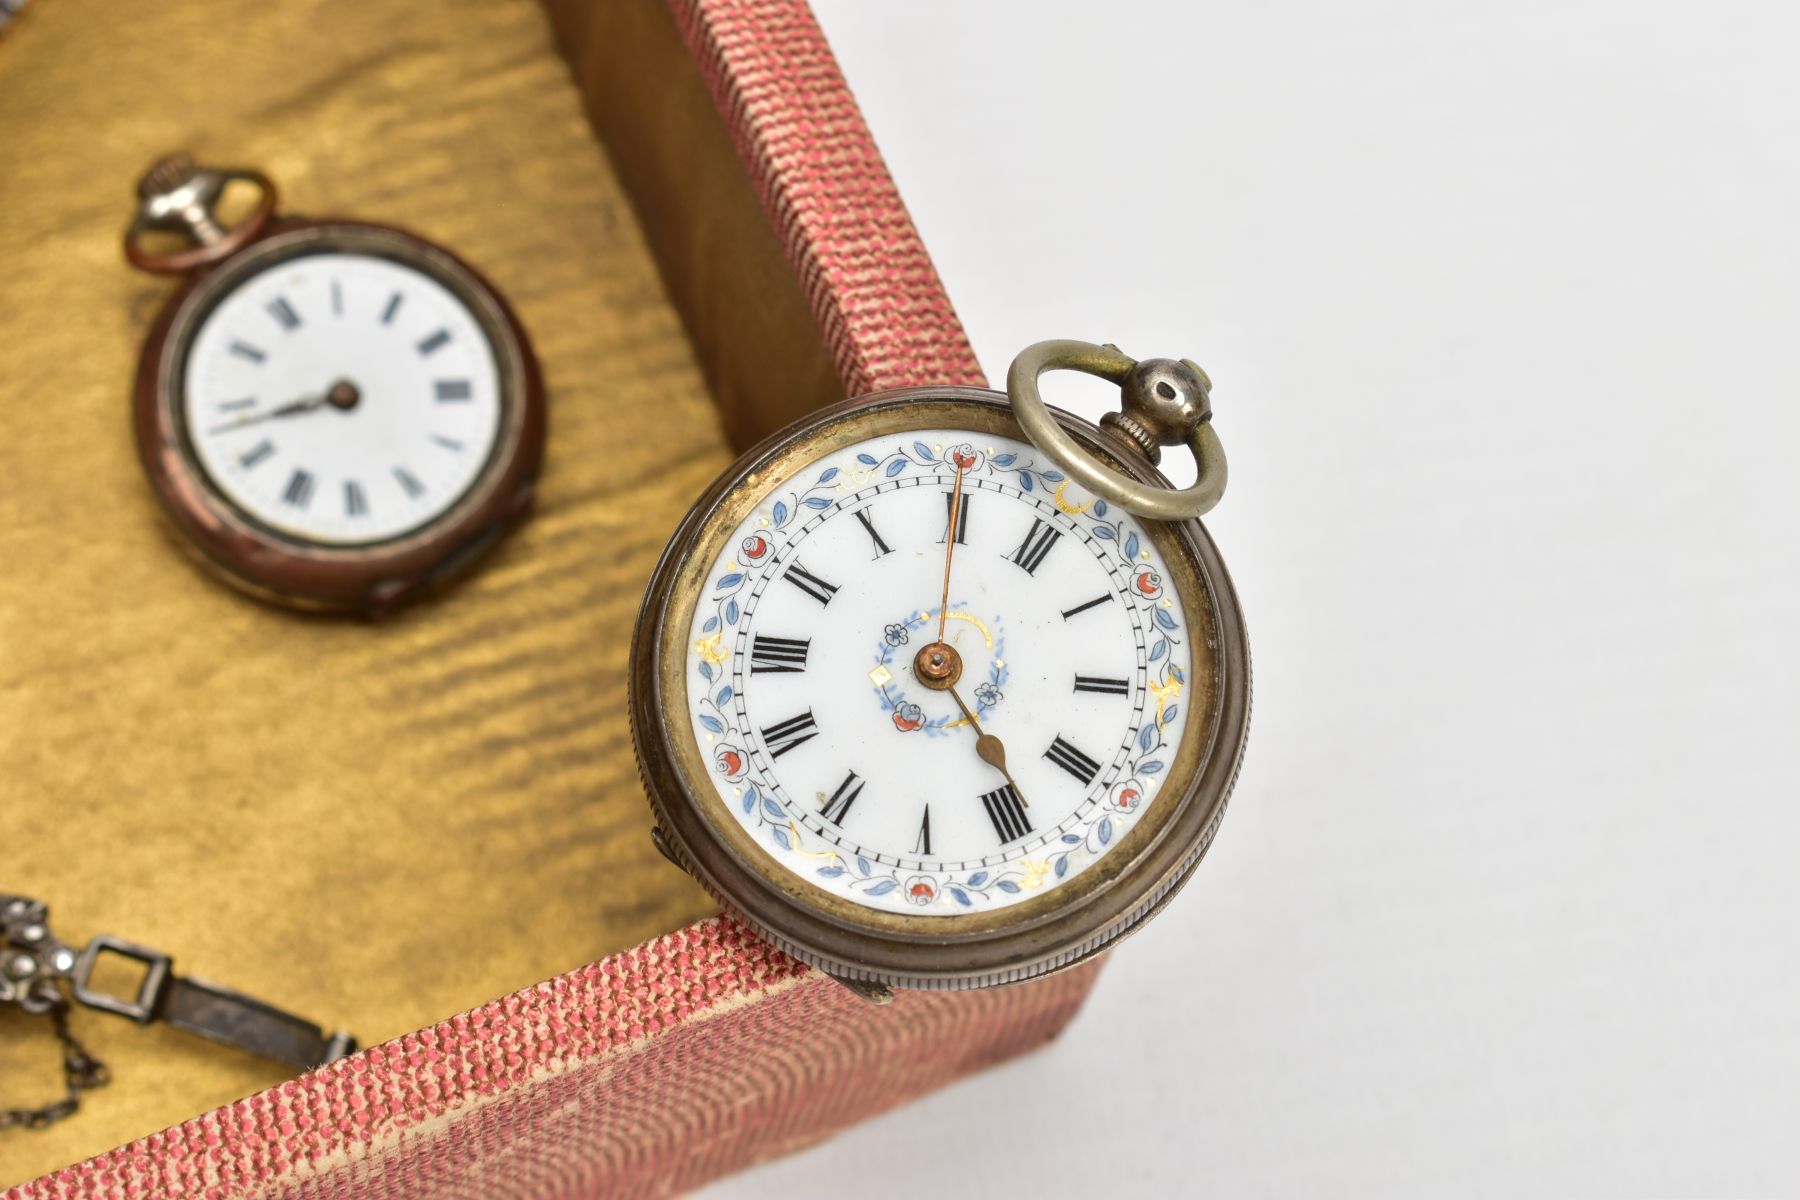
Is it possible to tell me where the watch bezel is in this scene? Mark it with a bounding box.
[133,219,546,613]
[631,387,1250,989]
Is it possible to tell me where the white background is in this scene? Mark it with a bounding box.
[717,4,1800,1197]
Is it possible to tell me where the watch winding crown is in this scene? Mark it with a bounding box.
[137,153,202,201]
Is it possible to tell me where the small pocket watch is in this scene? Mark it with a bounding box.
[125,154,545,613]
[631,341,1250,994]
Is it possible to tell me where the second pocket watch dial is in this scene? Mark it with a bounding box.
[180,250,504,546]
[685,428,1194,916]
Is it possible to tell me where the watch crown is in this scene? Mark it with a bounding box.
[138,153,201,201]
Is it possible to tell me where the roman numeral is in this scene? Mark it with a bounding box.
[331,280,343,316]
[782,561,839,607]
[381,292,404,324]
[238,439,275,469]
[760,710,820,759]
[1061,593,1112,620]
[416,329,451,356]
[228,340,265,363]
[217,396,256,412]
[937,491,971,544]
[434,379,471,402]
[282,468,314,508]
[1074,675,1131,696]
[431,434,464,452]
[266,296,301,330]
[750,634,810,674]
[1007,518,1062,575]
[853,508,892,558]
[914,806,932,856]
[1043,735,1102,786]
[821,771,864,825]
[393,466,425,498]
[344,480,368,517]
[981,783,1032,844]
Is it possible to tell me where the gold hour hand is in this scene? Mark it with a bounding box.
[946,682,1027,807]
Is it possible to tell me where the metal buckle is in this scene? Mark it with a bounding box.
[72,935,172,1023]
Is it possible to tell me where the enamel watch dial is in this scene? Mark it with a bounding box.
[633,387,1250,991]
[128,156,543,613]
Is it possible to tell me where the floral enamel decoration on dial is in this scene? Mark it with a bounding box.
[686,429,1191,916]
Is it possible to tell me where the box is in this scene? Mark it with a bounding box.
[0,0,1101,1194]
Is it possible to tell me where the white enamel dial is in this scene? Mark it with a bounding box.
[181,251,503,545]
[685,429,1193,916]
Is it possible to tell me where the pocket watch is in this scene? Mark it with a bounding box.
[631,341,1250,995]
[124,154,545,613]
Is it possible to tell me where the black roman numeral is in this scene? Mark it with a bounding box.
[1061,593,1112,620]
[853,508,893,558]
[381,292,404,325]
[782,561,839,606]
[821,771,864,825]
[393,466,425,498]
[434,379,472,402]
[750,634,810,674]
[267,296,301,330]
[282,468,314,508]
[937,491,971,544]
[431,434,464,452]
[981,783,1032,843]
[760,710,820,759]
[1074,675,1131,696]
[914,806,932,856]
[1007,518,1062,575]
[416,328,451,356]
[228,340,265,364]
[1044,735,1102,786]
[239,439,274,469]
[345,480,368,517]
[331,280,343,316]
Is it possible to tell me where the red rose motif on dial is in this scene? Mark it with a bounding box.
[715,746,748,779]
[904,876,938,905]
[891,701,925,732]
[740,534,769,562]
[944,443,983,472]
[1133,568,1163,600]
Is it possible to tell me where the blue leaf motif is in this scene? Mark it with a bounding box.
[1018,472,1034,492]
[803,496,832,509]
[1091,525,1116,540]
[866,879,899,896]
[817,865,844,878]
[771,826,791,850]
[912,441,934,462]
[1140,724,1157,751]
[1124,532,1140,560]
[1098,817,1113,845]
[725,599,739,625]
[997,879,1021,893]
[1155,607,1179,632]
[991,453,1017,466]
[856,856,872,876]
[818,467,839,484]
[885,458,907,477]
[1149,640,1168,662]
[1054,856,1070,878]
[949,887,972,907]
[716,686,733,705]
[702,615,719,633]
[1062,834,1082,845]
[856,453,879,466]
[772,501,788,526]
[741,791,755,814]
[716,573,744,590]
[699,661,716,682]
[966,872,988,888]
[1140,760,1165,775]
[1162,705,1180,725]
[1094,499,1108,516]
[1042,470,1065,482]
[699,714,723,733]
[761,796,784,822]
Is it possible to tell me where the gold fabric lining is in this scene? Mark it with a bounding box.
[0,0,734,1181]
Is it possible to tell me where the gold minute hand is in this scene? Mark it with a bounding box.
[936,463,966,644]
[946,682,1027,806]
